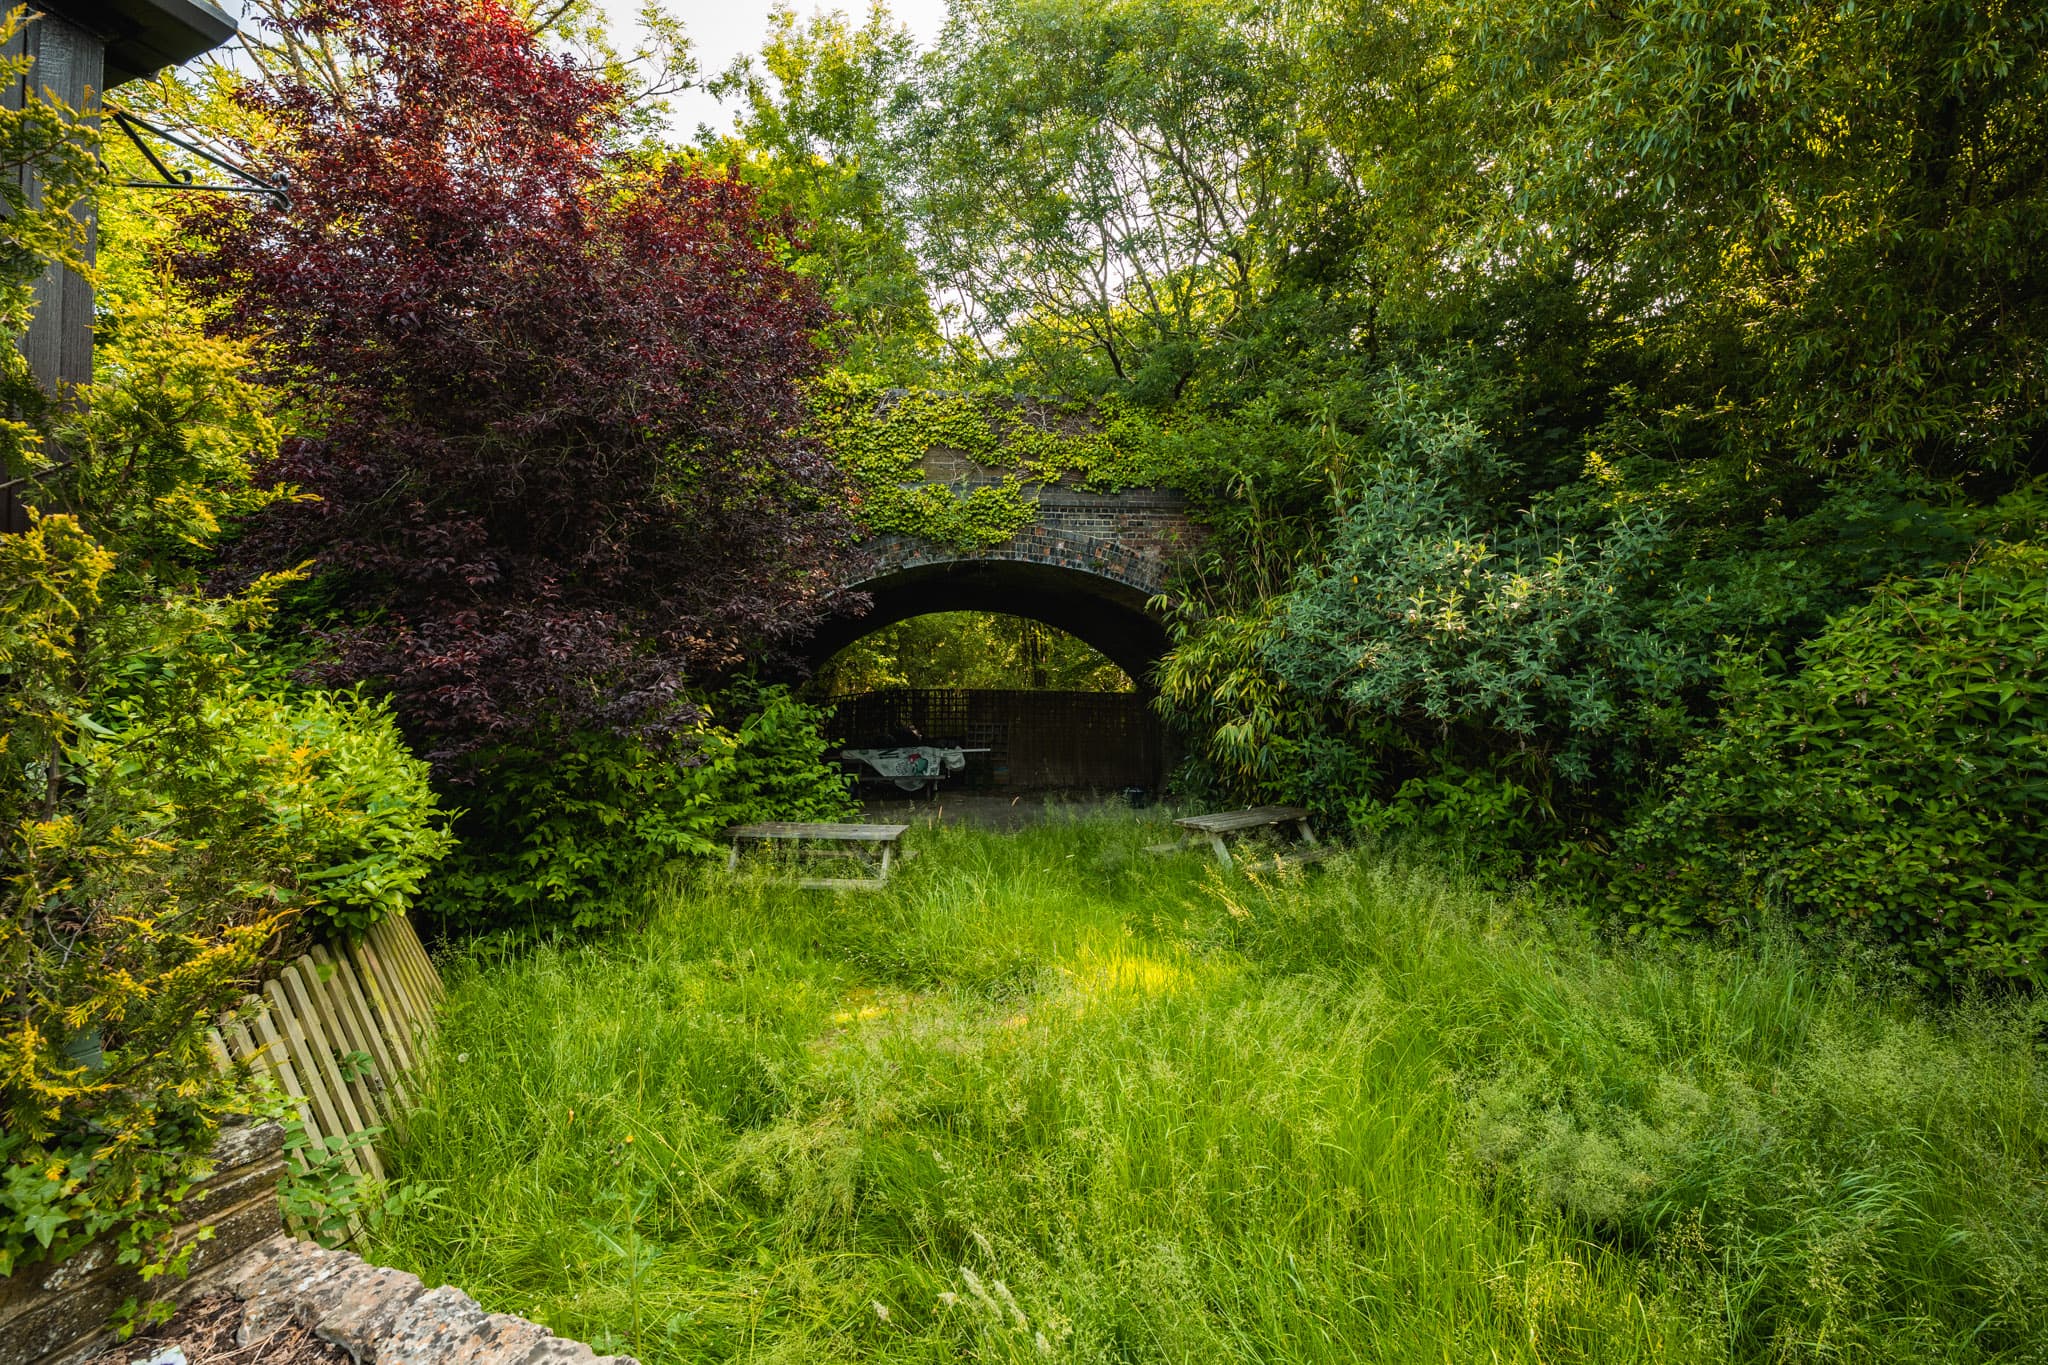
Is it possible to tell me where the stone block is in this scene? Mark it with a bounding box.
[176,1190,289,1287]
[209,1123,288,1170]
[514,1340,602,1365]
[174,1157,287,1226]
[236,1242,357,1343]
[377,1284,489,1365]
[0,1271,135,1365]
[441,1313,550,1365]
[0,1190,288,1365]
[29,1241,111,1295]
[311,1265,427,1363]
[217,1233,316,1299]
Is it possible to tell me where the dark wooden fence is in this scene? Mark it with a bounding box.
[830,688,1163,790]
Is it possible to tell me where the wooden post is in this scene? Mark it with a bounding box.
[2,0,237,533]
[4,10,99,404]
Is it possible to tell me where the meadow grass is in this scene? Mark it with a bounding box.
[367,812,2048,1363]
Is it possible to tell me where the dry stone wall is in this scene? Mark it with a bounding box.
[214,1236,634,1365]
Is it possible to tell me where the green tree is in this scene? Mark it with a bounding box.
[702,3,939,376]
[912,0,1309,396]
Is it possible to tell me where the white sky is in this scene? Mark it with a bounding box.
[596,0,950,139]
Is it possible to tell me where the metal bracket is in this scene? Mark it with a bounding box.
[105,106,290,211]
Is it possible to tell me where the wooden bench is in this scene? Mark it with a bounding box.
[1148,806,1325,870]
[725,821,910,890]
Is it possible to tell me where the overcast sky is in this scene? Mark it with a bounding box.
[596,0,950,138]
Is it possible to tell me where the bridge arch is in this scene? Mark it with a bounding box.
[804,548,1171,685]
[805,476,1199,685]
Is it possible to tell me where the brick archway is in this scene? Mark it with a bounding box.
[807,485,1199,686]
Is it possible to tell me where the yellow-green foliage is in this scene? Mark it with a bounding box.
[0,96,449,1295]
[805,371,1169,549]
[813,610,1133,695]
[0,507,450,1287]
[0,516,296,1284]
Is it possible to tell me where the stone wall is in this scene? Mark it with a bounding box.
[202,1235,634,1365]
[0,1124,628,1365]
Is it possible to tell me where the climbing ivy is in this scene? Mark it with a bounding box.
[806,371,1169,549]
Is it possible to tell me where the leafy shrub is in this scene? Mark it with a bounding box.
[1149,596,1382,822]
[1601,516,2048,984]
[1191,367,2011,870]
[424,685,854,939]
[79,687,452,939]
[1,513,451,1282]
[1269,389,1691,792]
[2,69,449,1289]
[256,691,450,934]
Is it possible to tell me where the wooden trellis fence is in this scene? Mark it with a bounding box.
[832,688,1163,789]
[208,913,444,1185]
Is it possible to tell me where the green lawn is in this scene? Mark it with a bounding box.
[368,814,2048,1363]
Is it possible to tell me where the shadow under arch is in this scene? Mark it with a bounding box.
[802,556,1173,688]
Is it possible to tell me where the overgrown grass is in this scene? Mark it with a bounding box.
[368,813,2048,1362]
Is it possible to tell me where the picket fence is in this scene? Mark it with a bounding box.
[207,913,444,1186]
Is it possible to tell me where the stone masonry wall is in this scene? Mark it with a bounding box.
[203,1235,635,1365]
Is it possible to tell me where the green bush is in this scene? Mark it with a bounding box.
[1264,373,1700,793]
[147,688,450,938]
[1,521,451,1284]
[423,684,854,939]
[1150,596,1383,824]
[1,63,451,1293]
[1601,524,2048,984]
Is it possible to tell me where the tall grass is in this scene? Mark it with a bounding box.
[368,814,2048,1362]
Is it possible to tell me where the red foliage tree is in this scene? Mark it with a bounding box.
[176,0,854,765]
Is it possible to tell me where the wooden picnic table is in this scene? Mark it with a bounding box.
[1153,806,1321,869]
[724,821,911,890]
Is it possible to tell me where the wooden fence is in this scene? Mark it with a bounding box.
[208,913,443,1185]
[832,688,1164,789]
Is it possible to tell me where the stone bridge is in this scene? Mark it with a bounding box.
[804,472,1201,685]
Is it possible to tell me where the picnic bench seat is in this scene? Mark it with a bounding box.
[1147,806,1327,871]
[725,821,910,890]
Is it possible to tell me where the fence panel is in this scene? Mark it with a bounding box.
[219,912,442,1195]
[831,688,1163,789]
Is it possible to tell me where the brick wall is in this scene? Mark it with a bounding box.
[860,471,1202,598]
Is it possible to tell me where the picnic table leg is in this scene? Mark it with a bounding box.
[1208,834,1234,869]
[1295,818,1320,848]
[878,843,894,884]
[726,842,741,873]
